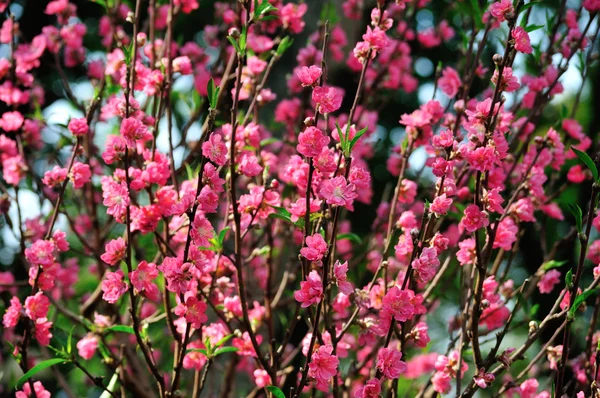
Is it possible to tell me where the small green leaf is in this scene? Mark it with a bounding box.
[565,269,573,289]
[530,304,540,317]
[276,36,293,57]
[569,288,599,319]
[16,358,68,388]
[542,260,567,271]
[105,325,135,334]
[239,25,248,54]
[519,1,542,12]
[207,78,219,109]
[67,326,75,355]
[254,0,278,19]
[336,233,362,244]
[319,2,339,24]
[347,126,369,155]
[260,137,279,147]
[525,24,544,33]
[99,372,120,398]
[188,348,208,356]
[572,146,598,181]
[218,227,231,247]
[214,334,234,348]
[336,122,347,152]
[214,347,239,356]
[227,36,241,55]
[265,386,286,398]
[567,203,583,233]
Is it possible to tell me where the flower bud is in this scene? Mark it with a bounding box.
[493,54,503,65]
[304,117,315,127]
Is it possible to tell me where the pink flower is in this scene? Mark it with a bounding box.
[34,317,53,346]
[3,296,22,328]
[512,27,532,54]
[16,381,51,398]
[297,126,329,157]
[42,166,68,187]
[377,348,406,379]
[233,332,263,357]
[319,176,357,208]
[102,178,130,222]
[130,261,160,301]
[183,340,207,370]
[68,117,89,136]
[0,111,24,132]
[466,145,497,172]
[489,0,514,22]
[355,378,381,398]
[474,368,495,388]
[70,162,91,188]
[24,292,50,320]
[288,197,322,222]
[191,213,214,247]
[280,2,307,33]
[492,67,520,92]
[362,26,388,52]
[460,205,489,233]
[312,86,343,114]
[537,269,561,294]
[438,67,461,97]
[411,247,440,283]
[101,270,128,304]
[253,369,272,388]
[174,0,199,13]
[381,286,415,322]
[493,217,518,250]
[101,237,127,266]
[294,270,323,307]
[510,198,535,222]
[430,194,453,216]
[175,295,208,329]
[202,133,228,166]
[308,344,339,391]
[297,65,322,87]
[410,322,431,348]
[333,260,353,294]
[120,117,151,148]
[300,233,328,262]
[77,334,99,360]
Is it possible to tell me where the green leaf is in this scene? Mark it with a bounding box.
[67,326,75,355]
[105,325,135,334]
[214,334,234,348]
[347,126,369,155]
[16,358,68,388]
[188,348,208,356]
[99,372,120,398]
[525,24,544,33]
[207,78,219,109]
[240,24,248,54]
[276,36,293,57]
[336,122,347,152]
[542,260,567,271]
[567,203,583,233]
[572,146,598,181]
[569,288,599,319]
[565,269,573,289]
[260,137,279,147]
[227,36,241,55]
[214,347,239,356]
[336,233,362,244]
[519,1,542,12]
[254,0,278,19]
[265,386,286,398]
[319,2,339,25]
[217,227,231,247]
[530,304,540,317]
[468,0,483,29]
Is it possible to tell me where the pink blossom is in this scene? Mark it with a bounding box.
[363,26,388,52]
[308,344,339,391]
[16,381,51,398]
[439,67,461,97]
[297,126,329,157]
[512,27,532,54]
[280,3,307,34]
[489,0,514,22]
[191,213,214,247]
[68,117,89,136]
[319,176,357,208]
[101,270,128,304]
[288,198,323,223]
[474,368,495,388]
[300,233,328,262]
[131,261,159,301]
[70,162,91,189]
[537,269,561,294]
[175,295,208,329]
[333,260,353,294]
[492,67,520,92]
[411,247,440,283]
[34,317,53,346]
[3,296,22,328]
[24,292,50,320]
[430,194,453,216]
[253,369,272,388]
[294,270,323,307]
[202,133,228,166]
[297,65,322,87]
[0,111,24,132]
[77,334,99,360]
[381,286,415,322]
[377,348,406,379]
[460,205,489,233]
[312,86,343,114]
[101,237,127,266]
[355,378,381,398]
[493,217,518,250]
[120,117,151,148]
